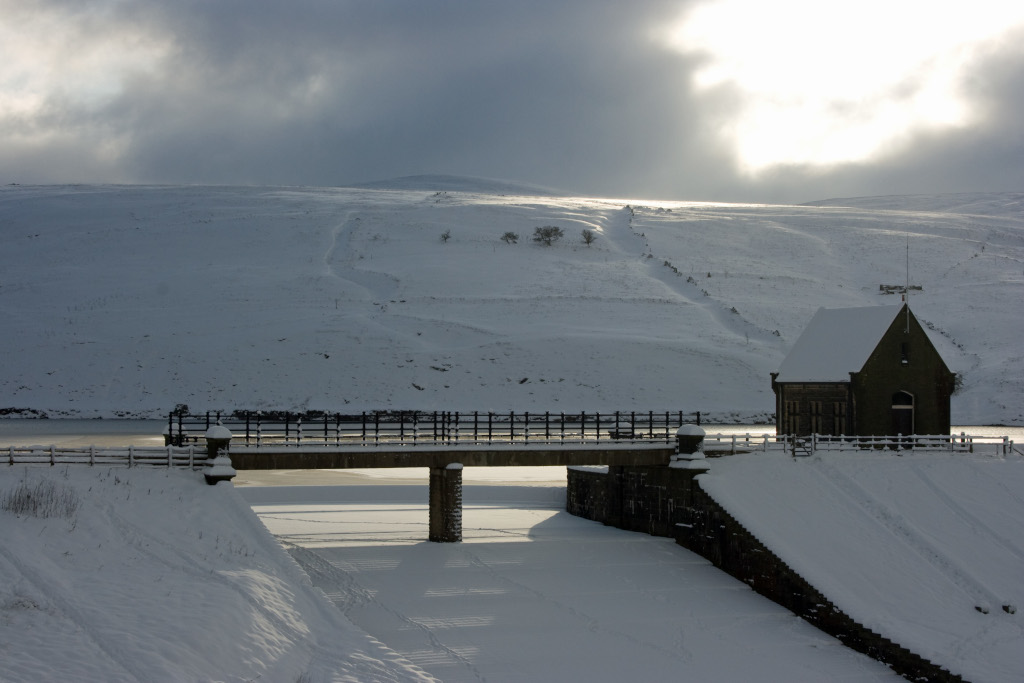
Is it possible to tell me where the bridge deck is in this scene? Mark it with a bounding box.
[227,444,676,469]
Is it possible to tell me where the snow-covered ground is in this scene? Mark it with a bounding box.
[0,463,904,682]
[241,470,903,682]
[1,182,1021,424]
[0,465,433,682]
[700,449,1024,683]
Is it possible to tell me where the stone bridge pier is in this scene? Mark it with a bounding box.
[429,463,463,542]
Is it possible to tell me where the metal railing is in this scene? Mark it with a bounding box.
[167,410,702,448]
[700,432,1016,457]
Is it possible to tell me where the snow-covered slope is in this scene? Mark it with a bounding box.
[1,184,1021,423]
[0,466,432,682]
[701,450,1024,683]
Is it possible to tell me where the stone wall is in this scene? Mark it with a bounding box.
[566,465,963,683]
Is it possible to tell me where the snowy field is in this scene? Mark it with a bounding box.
[1,182,1021,424]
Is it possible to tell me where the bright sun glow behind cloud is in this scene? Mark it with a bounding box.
[0,4,168,133]
[667,0,1024,174]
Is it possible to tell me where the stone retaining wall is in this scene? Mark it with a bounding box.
[566,465,963,683]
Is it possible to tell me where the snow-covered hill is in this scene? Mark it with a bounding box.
[1,183,1021,423]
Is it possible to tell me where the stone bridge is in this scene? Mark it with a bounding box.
[204,426,703,542]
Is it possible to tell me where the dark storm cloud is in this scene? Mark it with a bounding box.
[3,0,1023,202]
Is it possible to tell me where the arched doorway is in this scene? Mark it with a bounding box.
[891,391,915,437]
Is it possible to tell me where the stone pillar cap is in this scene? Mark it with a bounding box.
[676,424,705,436]
[205,425,233,440]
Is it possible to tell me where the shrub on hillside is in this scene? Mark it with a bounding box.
[501,231,519,244]
[532,226,564,246]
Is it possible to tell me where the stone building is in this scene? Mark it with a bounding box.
[771,304,955,436]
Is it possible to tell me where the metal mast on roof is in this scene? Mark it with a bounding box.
[904,234,910,333]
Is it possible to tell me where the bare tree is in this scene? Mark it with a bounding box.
[501,231,519,244]
[532,225,564,246]
[581,229,597,246]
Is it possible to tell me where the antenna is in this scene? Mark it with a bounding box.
[905,233,910,333]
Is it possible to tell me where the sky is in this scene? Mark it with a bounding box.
[3,0,1024,203]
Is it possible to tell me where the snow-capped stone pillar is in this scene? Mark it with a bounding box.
[429,463,463,542]
[203,425,236,485]
[671,425,707,470]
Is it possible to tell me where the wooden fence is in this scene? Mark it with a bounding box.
[167,410,702,448]
[5,444,206,468]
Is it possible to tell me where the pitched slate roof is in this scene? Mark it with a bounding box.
[774,305,904,383]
